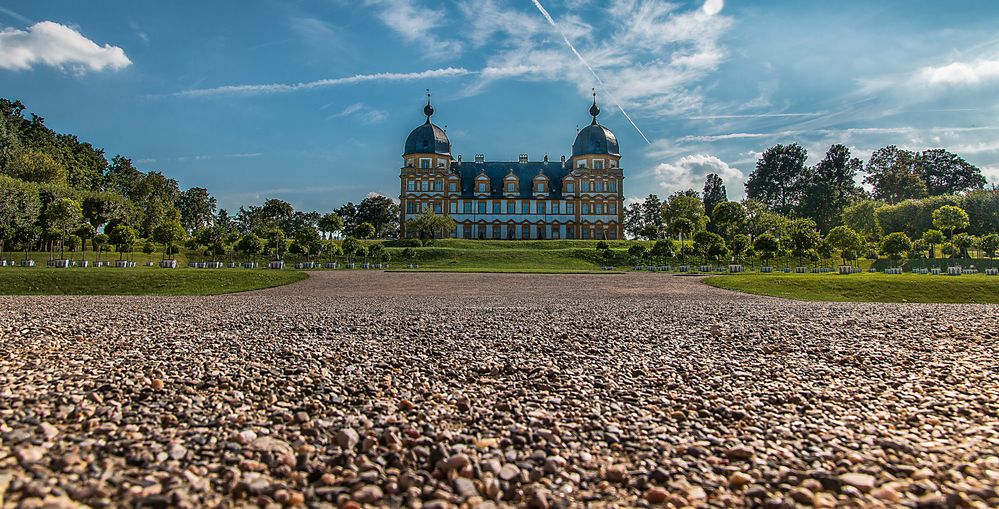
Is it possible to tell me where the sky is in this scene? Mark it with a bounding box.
[1,0,998,212]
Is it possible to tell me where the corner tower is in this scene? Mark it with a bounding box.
[565,92,624,240]
[399,93,453,237]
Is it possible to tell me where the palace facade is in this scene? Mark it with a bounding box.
[399,95,624,240]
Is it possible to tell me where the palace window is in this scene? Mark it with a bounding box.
[594,159,605,170]
[407,180,415,191]
[507,182,516,193]
[609,203,617,214]
[419,158,431,169]
[565,183,574,193]
[435,202,443,213]
[609,159,618,168]
[463,201,472,213]
[507,201,515,214]
[449,182,457,192]
[596,203,604,214]
[609,180,617,192]
[577,160,586,168]
[595,181,603,192]
[493,226,501,239]
[435,180,443,191]
[553,202,560,214]
[582,181,590,192]
[566,202,574,214]
[493,201,501,214]
[537,202,546,214]
[478,182,487,193]
[536,182,544,192]
[406,201,416,213]
[522,201,530,214]
[478,201,487,214]
[421,180,429,192]
[438,159,446,168]
[449,202,457,214]
[582,203,590,214]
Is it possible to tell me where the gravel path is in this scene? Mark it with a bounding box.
[1,272,997,508]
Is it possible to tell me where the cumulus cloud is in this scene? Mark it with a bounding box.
[653,154,744,195]
[0,21,130,73]
[919,58,999,86]
[363,0,463,59]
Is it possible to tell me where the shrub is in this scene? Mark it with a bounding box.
[595,240,609,250]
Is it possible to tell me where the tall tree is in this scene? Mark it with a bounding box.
[356,195,400,238]
[177,187,217,232]
[711,201,746,240]
[745,143,808,215]
[5,149,67,185]
[623,202,644,239]
[641,194,664,233]
[46,197,83,260]
[318,213,345,240]
[914,149,986,196]
[797,144,863,233]
[841,200,882,241]
[105,155,144,199]
[931,204,969,239]
[335,202,359,237]
[864,146,927,204]
[702,174,727,220]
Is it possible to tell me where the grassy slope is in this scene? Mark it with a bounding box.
[704,273,999,304]
[0,268,307,296]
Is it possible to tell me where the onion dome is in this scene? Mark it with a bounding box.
[571,92,619,157]
[404,93,451,156]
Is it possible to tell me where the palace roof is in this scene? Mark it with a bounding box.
[452,161,572,199]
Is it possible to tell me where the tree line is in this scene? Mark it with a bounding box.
[625,143,998,266]
[0,98,400,261]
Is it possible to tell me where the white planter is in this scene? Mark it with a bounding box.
[52,259,72,268]
[406,263,418,269]
[347,263,356,269]
[838,265,853,275]
[986,268,998,276]
[931,268,941,275]
[196,262,207,269]
[159,259,178,269]
[21,259,36,267]
[362,263,370,269]
[962,268,977,275]
[795,267,807,273]
[679,265,690,272]
[885,267,903,274]
[0,260,7,267]
[227,262,237,268]
[698,265,710,272]
[267,261,284,270]
[760,266,773,273]
[728,264,744,273]
[293,262,304,269]
[947,266,961,276]
[324,262,338,269]
[242,262,258,269]
[188,262,197,268]
[114,260,130,268]
[783,267,792,273]
[374,263,382,269]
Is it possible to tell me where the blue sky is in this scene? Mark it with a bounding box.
[2,0,998,212]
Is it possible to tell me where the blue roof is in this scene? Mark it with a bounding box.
[453,161,572,199]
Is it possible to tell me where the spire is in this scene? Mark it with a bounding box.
[589,88,600,125]
[423,89,434,122]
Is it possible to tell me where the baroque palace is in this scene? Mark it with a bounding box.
[399,94,624,240]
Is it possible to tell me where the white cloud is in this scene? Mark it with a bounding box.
[364,0,463,59]
[653,154,743,195]
[0,21,130,73]
[327,102,389,125]
[225,152,263,159]
[174,67,471,97]
[702,0,724,16]
[920,58,999,86]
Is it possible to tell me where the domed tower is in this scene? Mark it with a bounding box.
[400,93,454,238]
[566,91,624,241]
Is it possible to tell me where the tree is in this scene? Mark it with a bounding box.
[952,233,976,259]
[641,194,665,234]
[341,237,360,263]
[627,244,648,262]
[931,205,969,239]
[623,202,645,239]
[407,209,455,239]
[74,223,95,260]
[292,226,322,260]
[5,149,67,185]
[152,220,187,259]
[914,149,986,196]
[797,144,863,233]
[92,233,108,262]
[0,176,42,255]
[980,233,999,259]
[105,155,144,199]
[355,222,376,240]
[710,201,746,240]
[879,232,912,266]
[665,192,706,234]
[178,187,217,232]
[864,146,927,204]
[729,234,749,263]
[841,200,882,241]
[236,233,265,262]
[108,224,137,261]
[702,174,727,222]
[921,229,945,259]
[16,225,41,260]
[825,225,863,266]
[356,194,400,238]
[335,202,359,237]
[693,230,726,263]
[46,197,83,260]
[649,239,674,261]
[745,143,808,215]
[318,213,345,240]
[788,219,820,265]
[81,192,130,229]
[142,240,155,256]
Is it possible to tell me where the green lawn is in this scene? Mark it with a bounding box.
[0,267,307,296]
[704,272,999,304]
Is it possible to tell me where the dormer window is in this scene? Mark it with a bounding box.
[566,183,574,193]
[593,159,605,170]
[507,182,516,192]
[536,183,544,192]
[478,182,488,193]
[449,182,457,192]
[407,180,415,191]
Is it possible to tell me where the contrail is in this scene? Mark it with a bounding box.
[530,0,652,145]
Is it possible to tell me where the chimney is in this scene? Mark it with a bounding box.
[543,154,549,163]
[519,153,528,163]
[457,155,462,163]
[560,155,566,164]
[475,153,484,163]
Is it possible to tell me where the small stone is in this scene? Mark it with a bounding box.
[453,477,477,498]
[644,486,669,504]
[499,463,520,482]
[168,443,187,460]
[38,422,59,440]
[839,472,876,492]
[399,399,416,411]
[151,378,164,390]
[294,411,310,423]
[288,491,305,505]
[353,485,383,503]
[543,455,566,474]
[605,464,628,483]
[16,447,46,465]
[788,486,813,504]
[871,486,902,503]
[729,471,753,487]
[725,445,755,461]
[813,492,838,508]
[445,453,470,472]
[337,428,360,450]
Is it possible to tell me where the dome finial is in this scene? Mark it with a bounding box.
[589,88,600,125]
[424,89,434,121]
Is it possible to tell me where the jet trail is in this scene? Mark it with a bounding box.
[531,0,652,145]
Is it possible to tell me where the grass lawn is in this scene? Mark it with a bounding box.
[704,272,999,304]
[0,267,307,296]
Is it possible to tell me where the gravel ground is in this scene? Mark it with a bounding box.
[1,272,997,508]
